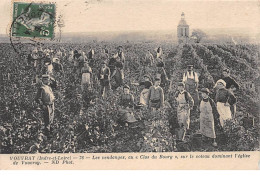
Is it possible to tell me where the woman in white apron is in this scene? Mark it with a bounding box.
[199,88,218,147]
[214,79,235,127]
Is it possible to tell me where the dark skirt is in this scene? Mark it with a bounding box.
[150,99,161,109]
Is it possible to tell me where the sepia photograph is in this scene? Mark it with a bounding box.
[0,0,259,169]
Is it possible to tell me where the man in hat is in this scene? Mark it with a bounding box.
[147,78,164,110]
[222,68,239,90]
[117,85,137,126]
[35,75,55,134]
[131,75,153,106]
[182,65,199,110]
[174,82,194,141]
[98,61,111,98]
[222,68,239,118]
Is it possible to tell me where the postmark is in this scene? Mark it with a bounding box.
[12,1,56,38]
[9,1,58,55]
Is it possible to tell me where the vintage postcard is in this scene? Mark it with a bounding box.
[0,0,259,170]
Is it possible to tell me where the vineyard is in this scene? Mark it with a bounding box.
[0,42,259,153]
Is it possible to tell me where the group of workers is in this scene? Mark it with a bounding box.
[31,45,239,150]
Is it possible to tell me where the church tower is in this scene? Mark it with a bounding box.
[177,12,189,44]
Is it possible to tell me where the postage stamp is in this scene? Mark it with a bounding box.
[12,1,55,38]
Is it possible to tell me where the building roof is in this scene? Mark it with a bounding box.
[178,19,189,26]
[178,12,189,27]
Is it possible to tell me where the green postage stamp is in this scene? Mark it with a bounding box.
[12,1,55,38]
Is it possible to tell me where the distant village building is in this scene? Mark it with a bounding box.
[177,12,190,44]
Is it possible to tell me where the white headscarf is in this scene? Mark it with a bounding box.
[214,79,226,88]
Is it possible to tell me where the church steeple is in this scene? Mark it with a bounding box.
[181,12,185,20]
[177,12,189,44]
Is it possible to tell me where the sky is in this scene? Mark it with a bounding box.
[0,0,260,35]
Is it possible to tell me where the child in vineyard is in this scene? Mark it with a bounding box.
[214,79,236,127]
[199,88,218,147]
[117,85,137,126]
[98,61,111,98]
[174,82,194,141]
[147,78,164,111]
